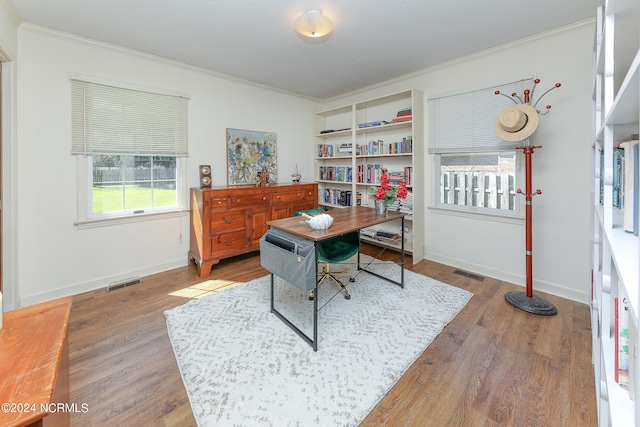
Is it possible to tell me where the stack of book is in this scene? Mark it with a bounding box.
[387,170,405,185]
[391,107,412,123]
[335,143,353,157]
[398,191,413,214]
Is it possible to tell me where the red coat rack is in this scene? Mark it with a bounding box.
[496,80,560,316]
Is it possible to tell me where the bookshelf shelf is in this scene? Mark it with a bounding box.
[313,89,424,261]
[591,1,640,426]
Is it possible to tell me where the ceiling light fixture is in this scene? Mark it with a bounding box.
[294,9,333,39]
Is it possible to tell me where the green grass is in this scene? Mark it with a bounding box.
[93,185,177,213]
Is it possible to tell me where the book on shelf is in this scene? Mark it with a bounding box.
[634,142,639,236]
[404,166,413,186]
[318,166,352,182]
[317,144,334,158]
[357,120,390,129]
[359,228,401,245]
[387,170,405,184]
[399,190,414,214]
[357,137,412,156]
[336,143,353,157]
[616,297,620,383]
[618,137,639,234]
[599,148,604,205]
[322,188,354,206]
[390,107,412,123]
[391,115,412,123]
[618,286,631,393]
[613,147,624,209]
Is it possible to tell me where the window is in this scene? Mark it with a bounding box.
[71,77,188,223]
[91,155,178,214]
[429,78,532,216]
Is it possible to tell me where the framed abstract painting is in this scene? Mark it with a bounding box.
[226,128,277,185]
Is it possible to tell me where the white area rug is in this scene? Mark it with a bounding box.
[164,258,472,427]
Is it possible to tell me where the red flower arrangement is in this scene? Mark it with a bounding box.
[371,173,408,204]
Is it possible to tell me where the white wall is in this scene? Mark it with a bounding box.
[0,0,18,310]
[15,25,319,305]
[324,21,594,302]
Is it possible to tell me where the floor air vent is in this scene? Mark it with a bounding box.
[453,269,485,281]
[106,276,142,292]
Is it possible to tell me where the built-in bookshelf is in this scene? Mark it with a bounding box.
[313,89,424,261]
[591,1,640,426]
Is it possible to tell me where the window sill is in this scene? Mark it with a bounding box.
[428,205,524,224]
[75,209,189,229]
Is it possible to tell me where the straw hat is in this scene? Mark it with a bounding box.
[495,104,539,142]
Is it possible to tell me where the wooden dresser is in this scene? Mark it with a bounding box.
[189,183,318,277]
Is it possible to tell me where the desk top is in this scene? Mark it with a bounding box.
[267,206,405,241]
[0,297,72,427]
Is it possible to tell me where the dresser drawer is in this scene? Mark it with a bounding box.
[208,196,230,210]
[272,190,308,204]
[211,211,246,232]
[230,193,270,207]
[210,230,248,254]
[300,187,316,200]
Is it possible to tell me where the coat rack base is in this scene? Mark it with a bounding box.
[505,291,558,316]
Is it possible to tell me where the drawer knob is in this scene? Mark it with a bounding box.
[223,216,235,224]
[223,238,236,246]
[262,196,267,200]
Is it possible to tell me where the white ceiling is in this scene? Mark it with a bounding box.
[9,0,595,100]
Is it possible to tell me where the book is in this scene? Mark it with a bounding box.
[634,142,639,236]
[317,144,334,158]
[620,139,640,234]
[613,147,624,208]
[600,148,604,205]
[357,120,390,129]
[618,287,630,391]
[615,297,620,382]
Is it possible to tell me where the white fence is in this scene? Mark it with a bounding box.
[440,171,516,210]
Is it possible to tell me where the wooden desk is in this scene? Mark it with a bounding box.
[266,206,406,350]
[0,297,73,427]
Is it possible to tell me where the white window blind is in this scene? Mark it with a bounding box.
[71,79,188,156]
[429,78,534,154]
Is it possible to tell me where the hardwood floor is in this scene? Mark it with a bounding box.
[68,244,597,426]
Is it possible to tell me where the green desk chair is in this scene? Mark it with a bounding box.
[295,209,360,300]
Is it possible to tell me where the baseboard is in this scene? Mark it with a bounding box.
[424,252,589,304]
[18,258,188,307]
